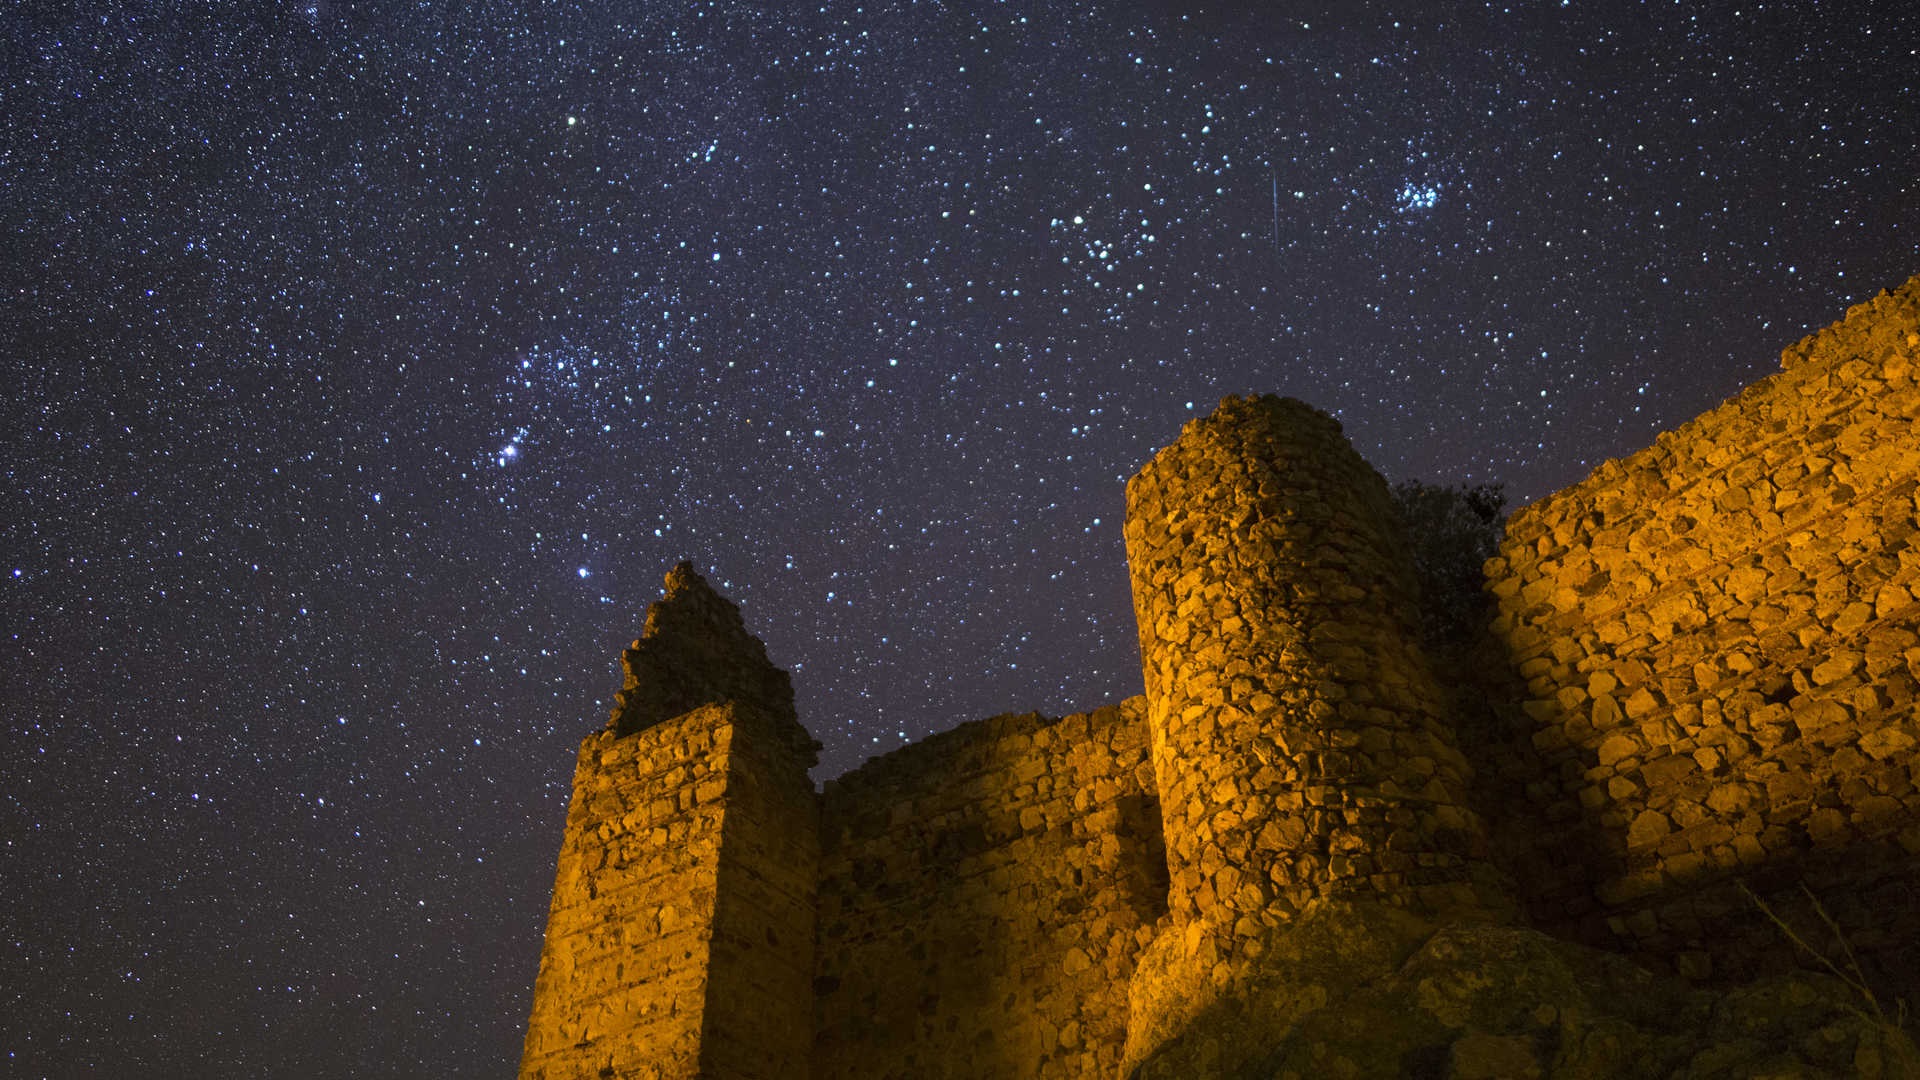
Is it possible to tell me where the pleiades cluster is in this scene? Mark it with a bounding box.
[2,2,1913,1075]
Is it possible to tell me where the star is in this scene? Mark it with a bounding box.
[3,3,1912,1074]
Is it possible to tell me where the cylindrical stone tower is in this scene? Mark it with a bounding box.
[1124,393,1501,933]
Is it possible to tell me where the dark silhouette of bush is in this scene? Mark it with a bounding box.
[1391,480,1507,653]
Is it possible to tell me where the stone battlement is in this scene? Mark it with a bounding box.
[520,274,1920,1079]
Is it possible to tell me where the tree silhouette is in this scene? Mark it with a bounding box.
[1392,480,1507,652]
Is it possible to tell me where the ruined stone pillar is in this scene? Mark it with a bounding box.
[520,563,820,1080]
[1121,396,1504,1069]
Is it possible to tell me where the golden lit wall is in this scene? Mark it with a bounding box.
[1123,395,1498,925]
[1119,394,1506,1072]
[518,276,1920,1078]
[520,702,819,1080]
[811,700,1166,1080]
[519,708,734,1080]
[1485,275,1920,976]
[520,563,821,1080]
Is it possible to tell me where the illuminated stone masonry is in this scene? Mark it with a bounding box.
[1484,277,1920,985]
[812,701,1165,1080]
[522,274,1920,1078]
[1119,393,1512,1072]
[520,565,820,1080]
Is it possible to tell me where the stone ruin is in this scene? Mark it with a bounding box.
[519,273,1920,1078]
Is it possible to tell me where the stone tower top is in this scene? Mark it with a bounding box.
[607,561,816,767]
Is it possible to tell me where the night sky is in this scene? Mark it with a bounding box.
[3,2,1915,1075]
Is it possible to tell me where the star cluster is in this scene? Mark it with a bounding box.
[3,2,1914,1075]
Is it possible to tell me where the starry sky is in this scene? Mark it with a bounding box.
[2,2,1914,1075]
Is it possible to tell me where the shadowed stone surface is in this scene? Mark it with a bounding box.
[609,561,808,758]
[1127,899,1919,1080]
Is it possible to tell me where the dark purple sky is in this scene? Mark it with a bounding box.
[3,2,1914,1075]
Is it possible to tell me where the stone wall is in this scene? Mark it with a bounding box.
[519,708,733,1080]
[1125,394,1500,922]
[521,565,820,1080]
[520,702,818,1080]
[1120,394,1506,1070]
[811,700,1166,1080]
[702,702,821,1080]
[1484,276,1920,986]
[518,272,1920,1079]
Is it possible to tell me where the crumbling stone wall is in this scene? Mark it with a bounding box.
[518,274,1920,1080]
[1124,396,1499,925]
[519,708,734,1080]
[811,700,1166,1080]
[702,702,821,1080]
[521,566,820,1080]
[1120,394,1505,1071]
[1485,276,1920,985]
[609,562,809,762]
